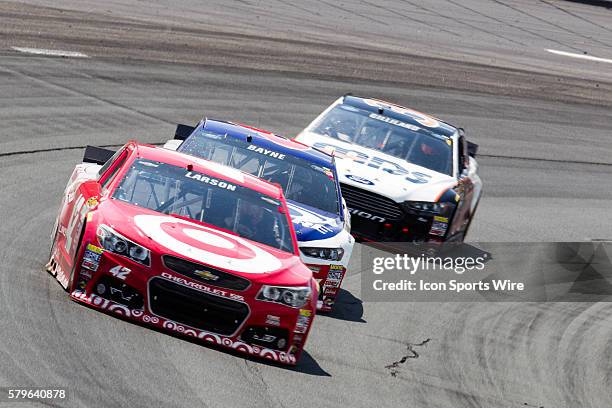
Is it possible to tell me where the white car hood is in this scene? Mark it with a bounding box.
[297,131,457,203]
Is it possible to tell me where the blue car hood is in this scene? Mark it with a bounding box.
[286,200,343,242]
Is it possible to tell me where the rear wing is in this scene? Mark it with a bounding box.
[458,127,478,158]
[83,145,115,165]
[467,141,478,158]
[161,123,197,150]
[175,123,196,140]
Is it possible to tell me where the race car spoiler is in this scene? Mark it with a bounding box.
[83,145,115,165]
[467,141,478,157]
[83,122,196,165]
[175,124,196,140]
[458,128,478,158]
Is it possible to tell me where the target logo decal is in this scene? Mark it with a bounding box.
[134,215,282,273]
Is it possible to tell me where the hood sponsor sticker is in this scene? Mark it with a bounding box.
[312,141,433,184]
[346,174,374,185]
[134,214,282,274]
[82,243,103,271]
[265,315,281,326]
[287,204,339,238]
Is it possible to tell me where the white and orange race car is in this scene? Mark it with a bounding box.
[296,95,483,243]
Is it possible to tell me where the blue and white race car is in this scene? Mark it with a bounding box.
[164,119,355,311]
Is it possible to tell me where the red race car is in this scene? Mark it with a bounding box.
[46,142,317,365]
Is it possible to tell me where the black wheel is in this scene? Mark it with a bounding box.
[461,198,480,242]
[47,220,60,264]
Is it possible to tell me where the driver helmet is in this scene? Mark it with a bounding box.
[420,139,440,156]
[329,110,358,142]
[359,123,387,149]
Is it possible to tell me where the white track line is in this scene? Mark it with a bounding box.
[546,49,612,64]
[11,47,89,58]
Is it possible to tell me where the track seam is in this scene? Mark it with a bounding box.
[478,154,612,167]
[539,0,612,35]
[0,142,163,158]
[442,0,584,52]
[398,0,527,46]
[358,0,462,37]
[0,64,175,126]
[3,146,611,168]
[490,0,611,49]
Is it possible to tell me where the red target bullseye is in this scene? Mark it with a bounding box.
[160,222,256,260]
[135,215,282,273]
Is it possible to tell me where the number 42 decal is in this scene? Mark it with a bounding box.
[109,265,131,280]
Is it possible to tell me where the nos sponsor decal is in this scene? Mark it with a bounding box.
[313,142,432,184]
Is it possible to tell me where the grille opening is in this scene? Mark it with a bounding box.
[162,255,250,291]
[340,183,403,220]
[149,277,249,335]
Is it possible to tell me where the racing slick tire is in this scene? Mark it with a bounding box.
[67,220,87,292]
[460,198,480,243]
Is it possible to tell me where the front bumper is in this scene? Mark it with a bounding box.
[71,289,300,364]
[349,215,447,243]
[298,233,353,312]
[340,183,450,242]
[70,243,315,365]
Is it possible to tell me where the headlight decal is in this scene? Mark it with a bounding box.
[299,247,344,261]
[401,198,457,238]
[402,200,456,217]
[96,224,151,266]
[257,285,312,308]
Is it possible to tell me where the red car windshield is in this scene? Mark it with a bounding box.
[112,159,294,253]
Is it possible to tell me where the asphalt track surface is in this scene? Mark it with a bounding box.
[1,1,612,407]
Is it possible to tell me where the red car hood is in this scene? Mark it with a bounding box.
[95,199,310,285]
